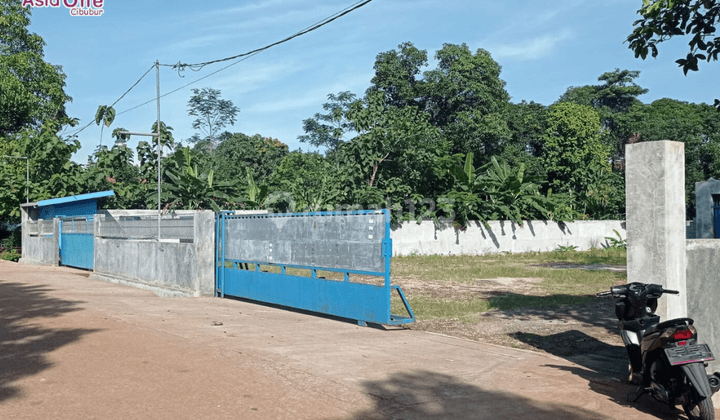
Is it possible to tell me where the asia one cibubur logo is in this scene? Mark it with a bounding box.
[22,0,105,16]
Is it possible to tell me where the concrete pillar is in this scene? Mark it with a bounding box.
[626,141,686,320]
[193,211,216,296]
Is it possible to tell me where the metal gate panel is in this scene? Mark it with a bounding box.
[217,210,414,326]
[59,217,94,270]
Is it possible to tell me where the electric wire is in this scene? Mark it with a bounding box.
[67,0,373,137]
[64,64,156,137]
[163,0,372,74]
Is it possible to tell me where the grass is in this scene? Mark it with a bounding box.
[390,248,626,321]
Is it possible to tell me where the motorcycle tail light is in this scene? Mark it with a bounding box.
[672,329,694,340]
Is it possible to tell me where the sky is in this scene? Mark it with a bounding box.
[23,0,720,163]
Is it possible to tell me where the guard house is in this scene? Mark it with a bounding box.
[695,179,720,238]
[20,190,114,267]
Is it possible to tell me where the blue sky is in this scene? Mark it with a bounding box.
[25,0,719,163]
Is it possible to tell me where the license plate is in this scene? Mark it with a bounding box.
[665,344,715,366]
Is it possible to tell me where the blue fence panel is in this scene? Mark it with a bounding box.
[216,210,414,326]
[59,217,94,270]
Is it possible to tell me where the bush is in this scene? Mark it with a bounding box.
[0,249,21,262]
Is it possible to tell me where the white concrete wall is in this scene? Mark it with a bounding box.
[91,210,217,297]
[390,220,626,256]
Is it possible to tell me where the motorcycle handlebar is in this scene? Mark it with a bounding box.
[595,291,612,297]
[663,289,679,295]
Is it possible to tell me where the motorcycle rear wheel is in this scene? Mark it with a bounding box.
[683,395,715,420]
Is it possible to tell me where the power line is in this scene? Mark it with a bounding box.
[118,51,262,117]
[164,0,373,74]
[65,64,156,137]
[69,0,374,136]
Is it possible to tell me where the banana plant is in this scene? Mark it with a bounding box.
[161,147,239,211]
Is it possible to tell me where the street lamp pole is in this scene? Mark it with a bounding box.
[115,61,163,241]
[2,155,29,203]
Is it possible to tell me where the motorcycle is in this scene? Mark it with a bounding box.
[596,282,720,420]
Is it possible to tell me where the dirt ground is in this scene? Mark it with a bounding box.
[395,263,628,370]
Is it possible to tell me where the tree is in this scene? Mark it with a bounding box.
[270,151,338,212]
[501,100,547,180]
[212,133,288,184]
[333,92,450,210]
[541,102,610,198]
[187,88,240,146]
[558,69,649,165]
[620,98,720,216]
[367,41,428,109]
[421,43,511,161]
[0,0,72,136]
[627,0,720,106]
[298,91,357,153]
[162,147,239,211]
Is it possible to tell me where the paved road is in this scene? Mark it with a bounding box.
[0,260,713,419]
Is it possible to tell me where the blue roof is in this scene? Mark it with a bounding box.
[36,190,115,207]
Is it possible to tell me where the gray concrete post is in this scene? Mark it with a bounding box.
[52,218,60,266]
[193,211,216,296]
[626,141,686,320]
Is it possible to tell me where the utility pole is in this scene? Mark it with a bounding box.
[116,60,163,241]
[156,60,161,241]
[2,155,29,203]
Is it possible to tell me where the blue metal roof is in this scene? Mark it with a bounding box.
[36,190,115,207]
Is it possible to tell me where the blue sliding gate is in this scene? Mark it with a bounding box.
[216,209,414,326]
[59,216,94,270]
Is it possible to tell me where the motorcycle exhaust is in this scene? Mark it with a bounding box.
[709,373,720,394]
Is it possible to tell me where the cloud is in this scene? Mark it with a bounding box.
[489,30,573,60]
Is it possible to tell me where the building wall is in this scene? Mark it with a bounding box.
[91,210,217,297]
[685,240,720,378]
[390,220,626,256]
[695,178,720,238]
[19,205,58,266]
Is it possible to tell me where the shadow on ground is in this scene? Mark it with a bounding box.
[0,281,99,402]
[516,330,689,420]
[346,370,614,420]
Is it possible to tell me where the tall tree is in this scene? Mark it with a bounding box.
[541,102,610,198]
[0,0,72,136]
[187,87,239,146]
[212,133,288,184]
[298,91,357,153]
[558,69,649,165]
[367,41,428,109]
[422,43,511,161]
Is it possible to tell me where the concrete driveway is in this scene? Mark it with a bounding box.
[0,260,712,419]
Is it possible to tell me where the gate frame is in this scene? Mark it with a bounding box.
[58,215,95,270]
[215,209,414,326]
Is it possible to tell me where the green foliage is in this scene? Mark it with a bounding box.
[162,146,238,211]
[298,91,357,152]
[627,0,720,107]
[542,102,609,198]
[622,98,720,216]
[187,88,240,145]
[604,229,627,249]
[243,167,269,210]
[94,105,115,127]
[439,153,575,228]
[553,244,579,253]
[270,151,339,212]
[0,1,72,136]
[0,248,20,262]
[212,133,288,184]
